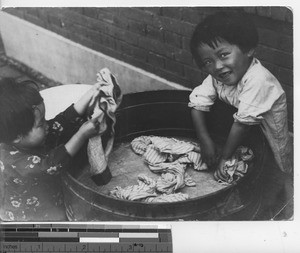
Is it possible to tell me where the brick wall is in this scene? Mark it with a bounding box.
[3,6,293,130]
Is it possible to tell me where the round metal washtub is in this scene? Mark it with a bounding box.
[48,90,265,221]
[41,86,267,221]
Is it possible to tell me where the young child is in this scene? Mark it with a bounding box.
[188,11,293,182]
[0,78,101,221]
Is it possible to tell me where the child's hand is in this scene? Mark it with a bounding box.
[74,83,102,116]
[64,118,100,157]
[88,82,102,96]
[214,158,229,182]
[201,139,218,168]
[78,118,99,139]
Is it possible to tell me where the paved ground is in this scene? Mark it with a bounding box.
[0,54,61,90]
[0,49,294,221]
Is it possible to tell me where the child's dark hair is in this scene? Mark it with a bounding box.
[0,78,43,143]
[190,11,259,68]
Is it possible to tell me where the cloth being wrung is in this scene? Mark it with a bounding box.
[216,146,254,185]
[87,68,122,185]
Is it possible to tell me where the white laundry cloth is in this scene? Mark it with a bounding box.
[131,136,207,170]
[87,68,122,185]
[216,146,254,184]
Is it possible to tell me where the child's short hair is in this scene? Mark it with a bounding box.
[190,11,259,68]
[0,78,43,143]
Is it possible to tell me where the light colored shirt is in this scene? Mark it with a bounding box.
[189,58,293,173]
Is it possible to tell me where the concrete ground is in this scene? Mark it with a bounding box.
[0,53,61,90]
[0,50,294,221]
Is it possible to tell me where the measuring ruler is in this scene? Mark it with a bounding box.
[0,223,172,252]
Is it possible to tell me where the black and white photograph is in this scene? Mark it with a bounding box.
[0,3,298,252]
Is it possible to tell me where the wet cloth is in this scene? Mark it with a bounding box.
[110,174,189,202]
[149,162,196,193]
[189,58,293,174]
[145,192,189,203]
[131,135,207,194]
[87,68,122,185]
[216,146,254,184]
[110,174,157,201]
[0,105,84,221]
[131,136,207,170]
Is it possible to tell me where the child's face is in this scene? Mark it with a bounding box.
[196,39,253,86]
[15,102,48,149]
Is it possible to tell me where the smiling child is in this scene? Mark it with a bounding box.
[188,11,293,181]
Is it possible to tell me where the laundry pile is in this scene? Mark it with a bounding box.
[109,136,207,202]
[131,136,208,170]
[110,174,189,202]
[132,135,208,189]
[109,136,254,202]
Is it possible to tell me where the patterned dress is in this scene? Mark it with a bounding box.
[0,105,84,221]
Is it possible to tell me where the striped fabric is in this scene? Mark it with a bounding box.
[216,146,253,184]
[149,136,195,154]
[155,163,186,194]
[145,192,189,203]
[148,162,196,194]
[125,135,210,198]
[109,172,191,203]
[109,173,190,202]
[144,145,168,165]
[176,151,207,170]
[131,136,152,155]
[110,174,157,201]
[131,135,207,170]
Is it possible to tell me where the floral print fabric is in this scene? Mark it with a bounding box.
[0,105,83,221]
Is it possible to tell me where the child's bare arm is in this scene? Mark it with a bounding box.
[191,108,217,166]
[73,83,101,116]
[64,118,99,157]
[214,122,251,181]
